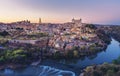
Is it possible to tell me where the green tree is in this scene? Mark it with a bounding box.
[106,70,115,76]
[73,50,79,57]
[54,51,61,59]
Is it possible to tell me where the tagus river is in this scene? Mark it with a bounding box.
[0,39,120,76]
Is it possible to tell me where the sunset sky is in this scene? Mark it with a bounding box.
[0,0,120,24]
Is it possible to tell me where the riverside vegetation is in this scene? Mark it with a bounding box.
[82,56,120,76]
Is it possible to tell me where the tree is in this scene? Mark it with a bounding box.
[106,70,115,76]
[0,56,5,63]
[85,66,93,73]
[54,51,61,59]
[73,50,79,57]
[67,50,73,58]
[85,24,97,29]
[0,31,9,37]
[92,71,101,76]
[112,60,119,64]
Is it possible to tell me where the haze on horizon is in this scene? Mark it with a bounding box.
[0,0,120,25]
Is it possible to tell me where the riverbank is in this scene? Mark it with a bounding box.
[0,64,27,70]
[81,63,120,76]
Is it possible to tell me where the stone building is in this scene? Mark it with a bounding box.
[72,18,82,26]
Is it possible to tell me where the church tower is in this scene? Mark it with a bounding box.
[39,18,41,25]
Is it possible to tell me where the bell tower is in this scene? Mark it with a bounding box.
[39,18,41,25]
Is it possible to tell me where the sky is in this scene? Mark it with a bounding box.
[0,0,120,24]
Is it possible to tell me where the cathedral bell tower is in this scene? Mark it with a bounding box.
[39,18,41,25]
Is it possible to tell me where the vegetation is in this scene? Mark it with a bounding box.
[83,55,120,76]
[83,63,120,76]
[112,56,120,64]
[53,48,80,59]
[16,27,24,30]
[85,24,97,29]
[0,49,28,64]
[28,32,49,38]
[0,46,43,65]
[109,26,120,42]
[0,31,9,37]
[53,51,63,59]
[96,29,111,44]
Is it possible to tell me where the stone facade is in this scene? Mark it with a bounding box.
[72,18,82,26]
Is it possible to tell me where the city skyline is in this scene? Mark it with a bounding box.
[0,0,120,24]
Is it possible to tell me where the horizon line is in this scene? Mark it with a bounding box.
[0,19,119,26]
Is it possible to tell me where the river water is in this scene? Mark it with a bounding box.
[0,39,120,76]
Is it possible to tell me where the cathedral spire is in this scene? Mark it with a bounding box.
[39,18,41,24]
